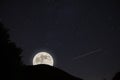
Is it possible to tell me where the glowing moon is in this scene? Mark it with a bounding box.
[33,52,54,66]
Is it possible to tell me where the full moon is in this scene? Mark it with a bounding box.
[33,52,54,66]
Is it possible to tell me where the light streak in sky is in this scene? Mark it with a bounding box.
[73,49,102,60]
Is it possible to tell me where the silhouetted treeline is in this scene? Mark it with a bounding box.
[0,22,23,65]
[0,22,23,80]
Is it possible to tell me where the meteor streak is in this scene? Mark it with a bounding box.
[73,49,102,60]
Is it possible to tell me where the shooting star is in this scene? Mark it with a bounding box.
[73,49,102,60]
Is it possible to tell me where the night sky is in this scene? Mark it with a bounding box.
[0,0,120,80]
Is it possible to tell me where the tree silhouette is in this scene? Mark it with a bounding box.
[0,22,23,79]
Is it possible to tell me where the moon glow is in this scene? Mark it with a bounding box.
[33,52,54,66]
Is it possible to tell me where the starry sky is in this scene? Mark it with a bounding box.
[0,0,120,80]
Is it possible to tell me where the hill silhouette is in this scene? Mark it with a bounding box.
[20,64,83,80]
[112,72,120,80]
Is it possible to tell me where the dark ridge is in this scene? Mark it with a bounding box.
[20,64,83,80]
[112,72,120,80]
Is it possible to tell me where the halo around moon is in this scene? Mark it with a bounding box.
[33,52,54,66]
